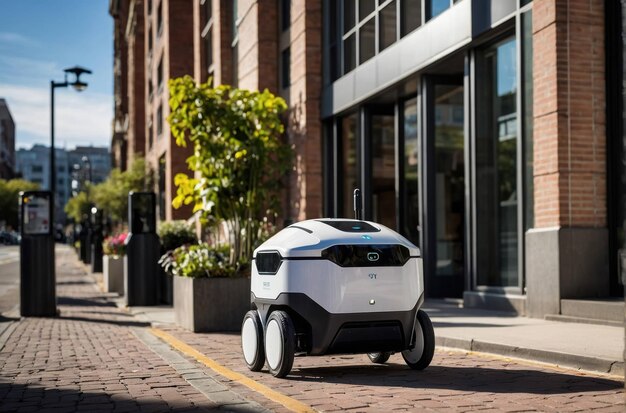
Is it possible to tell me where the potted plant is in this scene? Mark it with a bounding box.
[102,233,127,295]
[157,220,198,305]
[160,243,249,332]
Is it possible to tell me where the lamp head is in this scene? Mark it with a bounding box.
[64,66,92,92]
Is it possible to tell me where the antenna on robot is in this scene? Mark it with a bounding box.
[353,188,362,220]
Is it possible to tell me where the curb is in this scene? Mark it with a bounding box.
[436,336,625,378]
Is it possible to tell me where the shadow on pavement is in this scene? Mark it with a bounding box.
[431,321,511,328]
[56,280,94,286]
[57,315,150,328]
[57,296,117,308]
[0,382,255,412]
[288,364,624,394]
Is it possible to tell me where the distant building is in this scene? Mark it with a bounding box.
[15,144,111,224]
[0,99,16,179]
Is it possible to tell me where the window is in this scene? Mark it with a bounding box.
[231,0,239,87]
[427,0,450,19]
[147,0,152,14]
[402,98,419,245]
[32,165,42,173]
[156,105,163,137]
[401,0,422,36]
[158,155,166,221]
[475,36,519,287]
[157,57,163,90]
[157,1,163,36]
[202,0,213,76]
[148,122,153,149]
[148,26,153,53]
[280,0,291,31]
[340,113,358,218]
[281,47,291,89]
[341,0,398,73]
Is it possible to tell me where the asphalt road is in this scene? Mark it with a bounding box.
[0,245,20,316]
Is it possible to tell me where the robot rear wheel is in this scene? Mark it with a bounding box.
[264,310,295,378]
[241,310,265,371]
[402,309,435,370]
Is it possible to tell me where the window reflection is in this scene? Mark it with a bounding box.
[476,37,519,287]
[403,98,420,246]
[371,113,396,229]
[341,114,358,218]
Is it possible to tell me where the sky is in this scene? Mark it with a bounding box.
[0,0,113,150]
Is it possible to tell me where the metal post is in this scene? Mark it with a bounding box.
[50,81,55,222]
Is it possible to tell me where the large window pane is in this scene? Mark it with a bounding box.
[434,84,464,278]
[344,0,356,34]
[341,114,358,218]
[371,113,396,229]
[343,33,356,73]
[379,1,397,51]
[476,37,518,287]
[428,0,449,20]
[403,98,420,245]
[359,0,376,21]
[359,18,376,63]
[401,0,422,36]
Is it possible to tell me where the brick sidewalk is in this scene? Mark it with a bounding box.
[0,247,263,413]
[1,246,624,412]
[159,325,625,412]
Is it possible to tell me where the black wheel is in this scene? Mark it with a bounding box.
[241,310,265,371]
[402,310,435,370]
[367,352,391,364]
[264,310,295,378]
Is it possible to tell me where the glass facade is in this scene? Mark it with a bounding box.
[434,84,465,279]
[475,37,519,287]
[371,113,396,228]
[325,1,538,298]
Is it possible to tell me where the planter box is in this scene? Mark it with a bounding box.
[103,255,124,295]
[174,276,250,332]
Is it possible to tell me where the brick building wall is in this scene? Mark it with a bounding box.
[285,0,323,221]
[126,0,146,167]
[532,0,606,228]
[526,0,609,317]
[110,0,130,170]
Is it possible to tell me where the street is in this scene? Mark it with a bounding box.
[0,246,623,412]
[0,245,19,316]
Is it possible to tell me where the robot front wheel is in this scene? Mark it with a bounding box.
[367,310,435,370]
[401,309,435,370]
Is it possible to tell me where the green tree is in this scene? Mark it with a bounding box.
[64,186,93,222]
[65,157,151,224]
[91,158,151,223]
[168,76,292,268]
[0,179,40,230]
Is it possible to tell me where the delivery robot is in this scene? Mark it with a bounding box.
[241,207,434,378]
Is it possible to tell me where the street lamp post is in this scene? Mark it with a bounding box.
[50,66,91,230]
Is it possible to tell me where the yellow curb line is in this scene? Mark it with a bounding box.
[150,327,316,413]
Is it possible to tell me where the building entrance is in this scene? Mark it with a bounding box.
[422,76,465,298]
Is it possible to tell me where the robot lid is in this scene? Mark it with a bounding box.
[253,218,420,259]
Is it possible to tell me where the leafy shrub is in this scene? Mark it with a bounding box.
[157,220,198,253]
[158,243,236,278]
[103,233,128,257]
[168,76,292,269]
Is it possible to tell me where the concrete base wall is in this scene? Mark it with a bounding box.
[526,227,609,318]
[174,276,251,332]
[103,255,124,295]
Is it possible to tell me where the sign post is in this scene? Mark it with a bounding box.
[19,191,57,317]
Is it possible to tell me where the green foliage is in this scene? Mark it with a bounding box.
[0,178,40,230]
[65,158,151,224]
[91,158,151,223]
[168,76,292,267]
[158,243,236,278]
[64,185,92,222]
[157,220,198,252]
